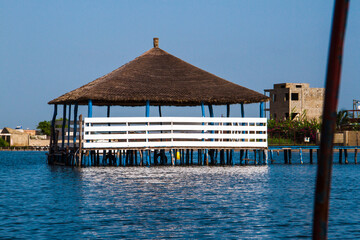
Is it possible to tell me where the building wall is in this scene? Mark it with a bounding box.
[10,134,29,147]
[23,130,36,136]
[266,83,324,120]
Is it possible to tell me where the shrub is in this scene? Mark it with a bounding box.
[0,138,9,147]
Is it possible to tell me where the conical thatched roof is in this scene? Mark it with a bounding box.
[49,40,268,106]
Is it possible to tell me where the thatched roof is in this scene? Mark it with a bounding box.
[49,40,268,106]
[1,128,28,135]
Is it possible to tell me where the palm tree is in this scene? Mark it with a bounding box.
[336,110,349,131]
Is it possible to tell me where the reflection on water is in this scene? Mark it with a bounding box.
[0,151,360,239]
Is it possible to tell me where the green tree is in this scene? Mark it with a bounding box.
[0,138,9,147]
[37,120,51,136]
[336,110,349,130]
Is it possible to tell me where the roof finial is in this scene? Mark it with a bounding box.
[153,37,159,48]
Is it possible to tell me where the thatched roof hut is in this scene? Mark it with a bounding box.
[49,39,268,106]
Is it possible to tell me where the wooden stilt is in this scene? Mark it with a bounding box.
[198,149,202,165]
[339,149,343,164]
[316,149,319,164]
[284,149,288,164]
[61,104,67,149]
[344,149,348,164]
[186,149,190,166]
[299,148,303,164]
[288,150,292,164]
[310,149,313,164]
[355,148,358,164]
[220,150,225,165]
[254,150,257,165]
[191,149,193,165]
[240,149,244,165]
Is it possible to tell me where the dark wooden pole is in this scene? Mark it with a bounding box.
[78,114,83,167]
[61,104,67,149]
[355,148,358,164]
[313,0,350,239]
[339,149,343,164]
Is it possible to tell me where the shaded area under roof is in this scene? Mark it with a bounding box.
[49,44,269,106]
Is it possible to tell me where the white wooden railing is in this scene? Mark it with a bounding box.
[83,117,267,149]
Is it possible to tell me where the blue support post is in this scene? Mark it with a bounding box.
[226,104,234,165]
[107,105,111,142]
[260,102,264,118]
[87,99,93,154]
[146,100,150,165]
[88,99,93,117]
[208,104,214,117]
[146,100,150,117]
[73,103,78,147]
[259,102,265,143]
[300,148,303,164]
[240,103,245,118]
[201,102,205,117]
[61,104,67,149]
[67,104,71,147]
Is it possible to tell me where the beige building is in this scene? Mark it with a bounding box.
[264,83,324,120]
[0,128,30,147]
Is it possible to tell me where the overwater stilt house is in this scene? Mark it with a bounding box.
[48,38,269,166]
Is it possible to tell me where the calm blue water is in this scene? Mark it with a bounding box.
[1,151,360,239]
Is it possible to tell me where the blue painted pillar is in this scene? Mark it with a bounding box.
[259,102,265,145]
[61,105,67,149]
[107,106,111,144]
[240,103,246,159]
[201,102,205,117]
[208,104,214,117]
[260,102,264,118]
[67,104,71,146]
[88,99,93,117]
[300,148,303,164]
[226,104,234,165]
[146,100,150,117]
[146,100,150,165]
[87,100,93,167]
[73,103,78,147]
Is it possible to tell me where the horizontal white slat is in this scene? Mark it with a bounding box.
[85,117,266,124]
[83,141,267,149]
[84,125,267,132]
[82,117,267,149]
[84,133,267,140]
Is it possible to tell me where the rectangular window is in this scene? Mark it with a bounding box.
[280,85,285,88]
[296,85,302,88]
[291,93,299,101]
[285,93,289,101]
[291,113,298,120]
[272,94,276,102]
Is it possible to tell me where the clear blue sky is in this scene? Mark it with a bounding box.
[1,0,359,129]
